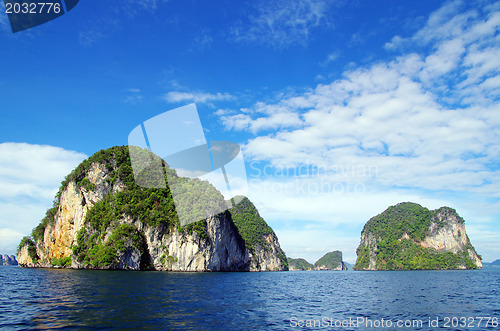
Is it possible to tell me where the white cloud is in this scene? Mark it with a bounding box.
[79,29,106,47]
[0,228,24,256]
[0,143,86,199]
[219,100,305,133]
[321,51,339,66]
[231,0,335,48]
[163,91,235,105]
[220,1,500,196]
[0,143,86,253]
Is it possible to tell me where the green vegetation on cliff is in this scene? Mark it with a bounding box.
[18,237,38,262]
[229,196,288,269]
[70,146,220,268]
[362,202,436,242]
[354,202,480,270]
[229,197,274,251]
[19,146,286,271]
[315,251,343,269]
[287,258,314,270]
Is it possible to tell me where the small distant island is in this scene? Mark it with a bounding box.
[354,202,482,270]
[17,146,288,272]
[482,259,500,268]
[0,254,18,266]
[288,250,347,271]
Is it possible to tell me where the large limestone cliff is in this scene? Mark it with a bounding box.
[228,196,288,271]
[247,233,287,271]
[354,202,482,270]
[17,146,287,272]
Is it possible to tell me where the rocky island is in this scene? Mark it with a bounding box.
[0,254,18,266]
[315,250,347,270]
[354,202,482,270]
[288,258,314,271]
[17,146,288,271]
[288,250,347,270]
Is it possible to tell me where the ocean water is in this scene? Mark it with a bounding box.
[0,267,499,330]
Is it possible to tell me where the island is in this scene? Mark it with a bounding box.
[0,254,18,266]
[482,259,500,268]
[17,146,288,272]
[288,250,347,270]
[354,202,482,270]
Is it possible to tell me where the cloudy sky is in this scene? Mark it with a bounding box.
[1,0,499,263]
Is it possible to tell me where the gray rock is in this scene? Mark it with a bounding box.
[0,254,18,265]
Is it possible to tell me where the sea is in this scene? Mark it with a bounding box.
[0,266,499,330]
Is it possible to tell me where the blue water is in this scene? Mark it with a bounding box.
[0,267,499,330]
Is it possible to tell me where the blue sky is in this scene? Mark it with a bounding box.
[1,0,499,263]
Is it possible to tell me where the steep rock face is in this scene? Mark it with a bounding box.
[17,246,35,267]
[18,146,287,272]
[357,232,378,270]
[247,233,286,271]
[420,207,482,267]
[18,161,124,268]
[228,197,288,271]
[120,212,248,272]
[354,202,482,270]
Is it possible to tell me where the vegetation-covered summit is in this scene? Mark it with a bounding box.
[354,202,481,270]
[315,251,344,270]
[287,258,314,270]
[361,202,462,242]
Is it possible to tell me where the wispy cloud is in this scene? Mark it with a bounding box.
[163,91,235,105]
[191,29,214,51]
[124,88,144,103]
[219,101,304,133]
[123,0,167,13]
[321,51,339,66]
[78,0,168,46]
[231,0,336,48]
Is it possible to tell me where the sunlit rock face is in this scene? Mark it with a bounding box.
[18,146,287,272]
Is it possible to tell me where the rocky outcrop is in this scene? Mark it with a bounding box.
[288,258,315,271]
[354,202,482,270]
[357,232,378,270]
[228,196,288,271]
[18,146,287,272]
[420,207,482,268]
[0,254,18,266]
[247,233,286,271]
[314,251,347,270]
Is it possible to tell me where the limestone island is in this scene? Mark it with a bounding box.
[354,202,482,270]
[288,250,347,271]
[17,146,288,272]
[0,254,18,266]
